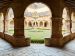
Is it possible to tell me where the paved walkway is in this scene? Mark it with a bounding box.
[0,38,75,56]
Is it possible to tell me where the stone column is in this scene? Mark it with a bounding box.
[14,17,24,37]
[48,21,50,28]
[12,3,30,47]
[5,19,9,33]
[45,0,64,47]
[38,21,41,28]
[51,18,63,38]
[38,21,40,28]
[27,21,29,27]
[13,17,30,47]
[45,17,63,47]
[37,21,39,28]
[32,21,34,27]
[35,21,36,27]
[51,17,63,47]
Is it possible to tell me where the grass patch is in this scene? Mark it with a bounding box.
[8,28,69,43]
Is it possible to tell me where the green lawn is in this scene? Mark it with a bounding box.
[25,28,51,40]
[8,28,70,43]
[8,28,51,43]
[25,28,51,43]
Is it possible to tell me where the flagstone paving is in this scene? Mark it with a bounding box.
[0,38,75,56]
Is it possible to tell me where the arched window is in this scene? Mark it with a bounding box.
[0,13,4,32]
[44,21,48,27]
[62,8,70,36]
[5,8,14,35]
[29,21,32,27]
[24,2,52,43]
[71,12,75,33]
[24,21,27,26]
[40,21,43,27]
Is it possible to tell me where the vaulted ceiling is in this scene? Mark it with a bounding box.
[65,0,75,9]
[0,0,12,12]
[0,0,75,12]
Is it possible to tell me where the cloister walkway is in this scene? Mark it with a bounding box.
[0,38,75,56]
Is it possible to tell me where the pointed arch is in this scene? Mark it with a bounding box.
[44,21,48,27]
[5,7,14,35]
[71,12,75,33]
[0,13,4,32]
[28,21,32,27]
[40,21,43,27]
[62,7,70,36]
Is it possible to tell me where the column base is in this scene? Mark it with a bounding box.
[44,38,51,46]
[45,38,63,48]
[13,37,31,47]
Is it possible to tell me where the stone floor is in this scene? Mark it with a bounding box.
[0,38,75,56]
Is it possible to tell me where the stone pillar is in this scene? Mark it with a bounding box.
[38,21,41,28]
[12,2,30,47]
[5,19,9,33]
[35,21,37,27]
[36,21,38,27]
[48,21,50,28]
[14,17,24,37]
[45,17,63,47]
[13,17,30,47]
[32,21,34,28]
[44,0,64,47]
[51,18,63,47]
[38,21,40,28]
[27,21,29,28]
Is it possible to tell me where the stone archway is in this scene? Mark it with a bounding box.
[4,8,14,35]
[44,21,48,27]
[0,13,4,32]
[24,2,52,43]
[62,8,71,36]
[40,21,43,27]
[71,12,75,33]
[0,0,66,47]
[28,21,32,27]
